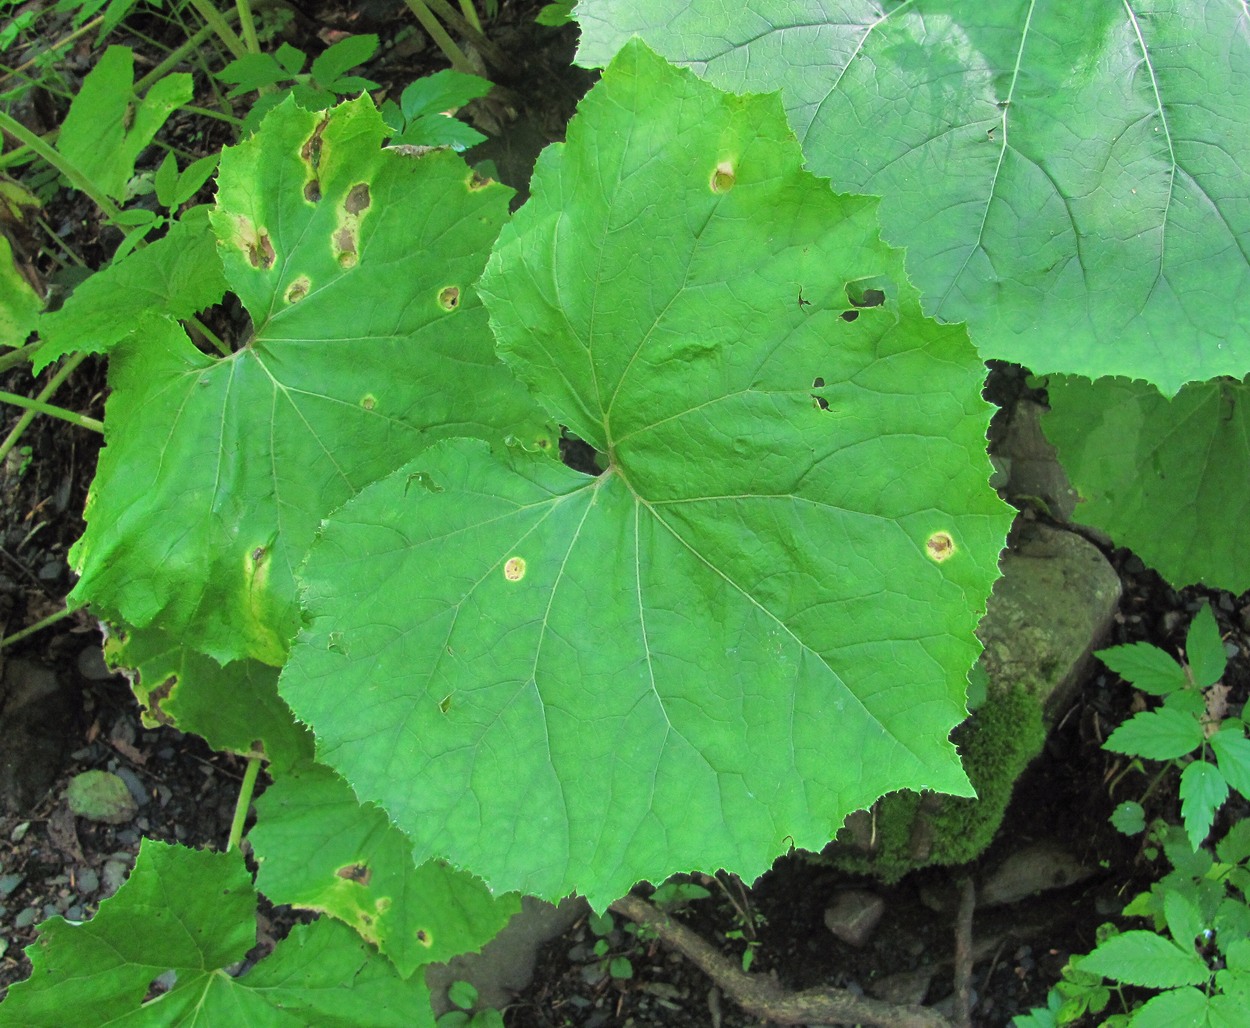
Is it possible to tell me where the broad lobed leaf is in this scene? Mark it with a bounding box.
[281,42,1011,907]
[575,0,1250,395]
[68,96,551,666]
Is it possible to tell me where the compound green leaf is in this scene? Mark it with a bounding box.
[57,46,193,202]
[69,97,551,666]
[1096,641,1187,696]
[0,839,431,1026]
[282,42,1010,907]
[1185,603,1227,688]
[1044,375,1250,591]
[1129,987,1211,1028]
[1078,929,1210,989]
[36,207,227,372]
[1211,728,1250,801]
[575,1,1250,395]
[1180,759,1228,850]
[1106,706,1204,760]
[250,761,519,978]
[104,624,314,772]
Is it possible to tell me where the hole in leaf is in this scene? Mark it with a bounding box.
[416,929,432,947]
[710,160,735,193]
[300,118,328,170]
[559,431,605,475]
[336,863,372,886]
[926,531,956,562]
[437,286,460,310]
[840,309,859,323]
[844,278,890,309]
[438,695,452,714]
[811,377,829,411]
[344,183,371,215]
[334,227,357,269]
[503,556,526,581]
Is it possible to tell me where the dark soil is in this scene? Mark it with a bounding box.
[3,4,1247,1026]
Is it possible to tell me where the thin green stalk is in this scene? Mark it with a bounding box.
[0,606,74,650]
[227,756,262,851]
[0,341,45,375]
[0,352,98,468]
[185,0,249,61]
[0,110,123,222]
[423,0,516,74]
[0,390,104,432]
[188,315,231,357]
[457,0,483,33]
[180,103,245,127]
[235,0,261,54]
[133,17,227,92]
[401,0,477,75]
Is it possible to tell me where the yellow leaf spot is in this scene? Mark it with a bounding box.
[710,160,735,193]
[926,531,956,562]
[503,556,526,581]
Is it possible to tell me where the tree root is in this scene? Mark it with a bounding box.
[610,893,953,1027]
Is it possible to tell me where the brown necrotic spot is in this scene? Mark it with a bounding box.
[336,863,372,886]
[467,170,493,190]
[926,531,956,562]
[438,286,460,310]
[304,180,321,204]
[235,218,276,270]
[285,276,311,304]
[710,160,736,193]
[503,556,526,581]
[416,929,432,947]
[344,183,371,214]
[334,227,358,268]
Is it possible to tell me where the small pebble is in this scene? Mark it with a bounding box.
[115,768,148,807]
[102,860,130,897]
[14,907,38,928]
[115,829,140,846]
[10,822,29,843]
[42,903,58,920]
[77,869,100,895]
[0,873,22,896]
[64,905,85,922]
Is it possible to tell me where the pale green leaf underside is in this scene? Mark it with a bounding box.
[251,761,520,978]
[1044,376,1250,591]
[69,97,550,665]
[1,839,431,1026]
[282,43,1011,907]
[575,0,1250,395]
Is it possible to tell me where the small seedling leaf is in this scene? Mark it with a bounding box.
[447,980,479,1010]
[1163,887,1204,951]
[1127,987,1211,1027]
[1110,801,1146,837]
[399,70,492,122]
[310,34,380,90]
[1096,642,1187,697]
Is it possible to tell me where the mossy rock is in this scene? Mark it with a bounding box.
[825,521,1120,881]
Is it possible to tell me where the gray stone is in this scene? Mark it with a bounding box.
[0,659,76,814]
[823,889,885,947]
[979,842,1095,907]
[101,859,131,897]
[76,868,99,895]
[989,399,1081,524]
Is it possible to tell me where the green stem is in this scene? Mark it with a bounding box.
[186,0,249,61]
[227,756,262,851]
[423,0,516,74]
[0,352,98,469]
[457,0,483,33]
[401,0,477,75]
[134,17,228,92]
[0,606,74,651]
[0,341,45,375]
[0,16,104,90]
[0,390,103,432]
[0,110,124,222]
[235,0,261,54]
[188,315,231,357]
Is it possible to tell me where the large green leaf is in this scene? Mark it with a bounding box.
[1044,375,1250,590]
[251,761,520,977]
[575,1,1250,395]
[69,97,552,665]
[0,839,431,1025]
[282,42,1011,907]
